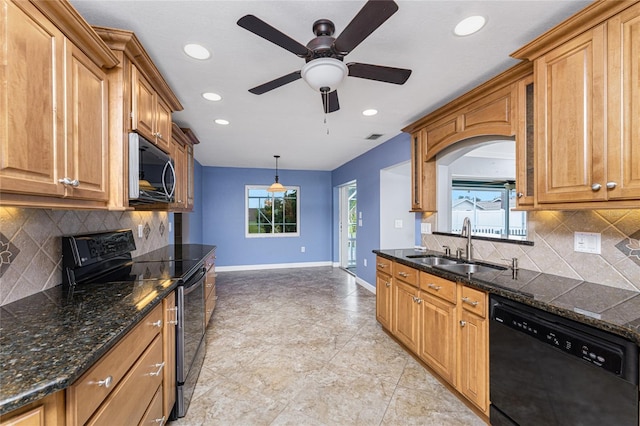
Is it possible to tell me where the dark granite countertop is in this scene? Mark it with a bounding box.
[374,248,640,346]
[0,244,216,416]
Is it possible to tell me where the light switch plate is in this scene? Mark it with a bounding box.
[421,223,432,234]
[574,232,601,254]
[394,219,403,228]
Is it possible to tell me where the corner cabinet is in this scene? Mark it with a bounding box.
[170,125,199,212]
[513,0,640,208]
[0,0,117,208]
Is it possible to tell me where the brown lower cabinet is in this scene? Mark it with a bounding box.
[376,261,489,417]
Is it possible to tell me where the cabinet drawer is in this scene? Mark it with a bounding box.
[88,335,164,426]
[67,303,163,425]
[376,256,393,273]
[394,263,418,287]
[419,272,456,304]
[139,384,164,426]
[205,286,217,326]
[460,286,487,318]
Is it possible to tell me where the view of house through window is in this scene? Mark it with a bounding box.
[451,180,527,240]
[246,186,299,237]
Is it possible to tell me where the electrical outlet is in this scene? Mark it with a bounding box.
[574,232,601,254]
[138,224,144,238]
[301,246,305,253]
[169,222,172,233]
[363,258,367,267]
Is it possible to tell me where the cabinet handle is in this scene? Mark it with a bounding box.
[606,182,617,189]
[460,320,466,327]
[97,376,113,388]
[154,416,166,425]
[591,183,602,191]
[167,306,178,325]
[58,177,80,187]
[151,319,163,328]
[377,263,386,268]
[461,297,478,307]
[427,283,441,291]
[398,272,409,278]
[385,281,391,288]
[149,362,165,376]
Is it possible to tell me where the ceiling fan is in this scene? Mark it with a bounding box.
[237,0,412,114]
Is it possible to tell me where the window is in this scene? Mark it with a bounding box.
[451,180,527,240]
[246,186,299,237]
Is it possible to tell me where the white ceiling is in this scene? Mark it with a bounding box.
[70,0,591,171]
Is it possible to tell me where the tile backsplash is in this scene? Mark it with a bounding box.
[421,209,640,292]
[0,207,169,306]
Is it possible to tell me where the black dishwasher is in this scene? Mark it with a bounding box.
[489,295,638,426]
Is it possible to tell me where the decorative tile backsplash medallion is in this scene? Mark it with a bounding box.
[421,209,640,292]
[0,232,19,277]
[0,207,169,306]
[615,230,640,267]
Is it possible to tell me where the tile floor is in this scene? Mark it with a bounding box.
[169,267,486,426]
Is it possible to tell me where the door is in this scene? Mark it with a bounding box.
[339,182,357,272]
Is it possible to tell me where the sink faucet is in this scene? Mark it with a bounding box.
[461,217,473,262]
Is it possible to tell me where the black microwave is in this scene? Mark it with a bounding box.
[128,133,176,204]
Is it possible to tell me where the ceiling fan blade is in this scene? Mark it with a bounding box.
[249,71,302,95]
[238,15,312,58]
[347,63,411,85]
[333,0,399,54]
[321,90,340,113]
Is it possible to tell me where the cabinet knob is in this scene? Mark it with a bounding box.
[97,375,113,388]
[606,182,617,189]
[517,192,524,198]
[460,320,467,327]
[151,319,163,328]
[58,177,80,187]
[591,183,602,191]
[154,416,166,425]
[385,281,391,288]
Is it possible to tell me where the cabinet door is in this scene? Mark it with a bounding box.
[392,279,419,353]
[535,25,606,203]
[0,0,65,197]
[419,292,456,385]
[155,98,172,153]
[458,309,488,414]
[375,272,392,330]
[410,131,424,211]
[170,140,186,210]
[516,75,535,207]
[131,66,156,141]
[186,144,195,211]
[67,44,109,201]
[162,292,177,420]
[607,3,640,200]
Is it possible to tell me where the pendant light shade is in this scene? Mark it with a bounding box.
[268,155,287,193]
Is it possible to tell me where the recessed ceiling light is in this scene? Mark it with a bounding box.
[202,92,222,101]
[183,43,210,60]
[454,16,486,36]
[362,109,378,116]
[214,119,229,126]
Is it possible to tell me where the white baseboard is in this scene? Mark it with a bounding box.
[216,261,333,272]
[355,277,376,294]
[332,261,340,267]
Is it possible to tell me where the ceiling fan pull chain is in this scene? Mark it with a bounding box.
[323,90,330,135]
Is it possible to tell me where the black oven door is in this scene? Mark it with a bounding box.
[176,267,206,383]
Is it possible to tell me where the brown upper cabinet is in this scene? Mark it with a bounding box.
[92,26,183,210]
[0,0,118,209]
[170,124,199,212]
[403,62,532,212]
[513,0,640,208]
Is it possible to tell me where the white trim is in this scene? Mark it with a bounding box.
[355,276,376,294]
[216,261,332,272]
[332,261,340,267]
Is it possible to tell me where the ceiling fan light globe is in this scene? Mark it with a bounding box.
[301,58,348,92]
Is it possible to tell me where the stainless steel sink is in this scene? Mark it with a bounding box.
[434,262,506,274]
[418,256,459,266]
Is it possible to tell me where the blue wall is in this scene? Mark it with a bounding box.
[185,160,204,244]
[331,132,414,286]
[201,166,332,267]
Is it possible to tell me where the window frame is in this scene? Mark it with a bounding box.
[245,185,300,238]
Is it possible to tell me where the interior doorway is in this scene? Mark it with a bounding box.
[339,182,357,274]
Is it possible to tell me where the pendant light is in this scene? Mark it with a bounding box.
[267,155,287,193]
